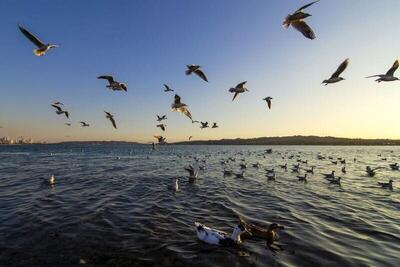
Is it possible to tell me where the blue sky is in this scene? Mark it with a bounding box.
[1,0,400,142]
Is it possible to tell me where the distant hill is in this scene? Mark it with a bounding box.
[174,135,400,146]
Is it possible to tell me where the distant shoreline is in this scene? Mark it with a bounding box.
[2,136,400,146]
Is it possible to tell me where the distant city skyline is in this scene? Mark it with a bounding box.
[1,0,400,143]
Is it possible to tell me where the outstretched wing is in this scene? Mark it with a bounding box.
[267,99,272,109]
[97,75,115,84]
[331,58,349,79]
[232,92,240,101]
[18,24,45,48]
[386,59,399,77]
[236,81,247,89]
[51,104,62,112]
[174,94,182,105]
[194,69,208,82]
[295,0,320,13]
[291,20,316,40]
[109,116,117,129]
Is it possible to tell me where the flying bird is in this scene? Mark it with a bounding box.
[189,136,193,141]
[366,59,399,82]
[282,1,319,40]
[51,104,69,119]
[200,122,209,129]
[156,115,167,122]
[154,135,166,145]
[104,111,117,129]
[229,81,249,101]
[97,75,127,91]
[53,102,63,106]
[262,97,273,109]
[185,65,208,82]
[64,123,71,126]
[163,84,174,92]
[192,120,200,124]
[80,122,90,127]
[212,122,218,128]
[322,59,349,85]
[157,124,167,131]
[171,94,192,121]
[18,24,60,56]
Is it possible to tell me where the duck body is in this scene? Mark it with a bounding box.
[194,222,246,246]
[239,218,284,250]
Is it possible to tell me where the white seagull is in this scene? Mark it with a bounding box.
[97,75,127,91]
[171,94,192,121]
[229,81,249,101]
[18,24,60,56]
[262,97,273,109]
[185,65,208,82]
[283,1,319,40]
[322,59,349,85]
[366,59,399,82]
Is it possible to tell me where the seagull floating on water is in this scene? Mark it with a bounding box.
[171,95,192,121]
[262,97,273,109]
[283,1,319,40]
[18,24,59,56]
[97,75,127,91]
[378,179,393,190]
[104,111,117,129]
[51,104,69,119]
[366,59,399,82]
[185,165,198,183]
[322,58,349,85]
[185,65,208,82]
[229,81,249,101]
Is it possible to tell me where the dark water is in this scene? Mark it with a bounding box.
[0,144,399,267]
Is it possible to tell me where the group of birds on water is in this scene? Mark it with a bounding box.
[14,0,398,250]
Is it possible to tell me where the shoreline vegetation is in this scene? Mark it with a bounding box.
[2,136,400,146]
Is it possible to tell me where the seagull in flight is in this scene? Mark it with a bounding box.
[185,65,208,82]
[157,124,167,131]
[104,111,117,129]
[229,81,249,101]
[51,104,69,119]
[366,59,399,82]
[283,1,319,40]
[163,84,174,92]
[262,97,273,109]
[189,136,193,141]
[53,101,64,106]
[154,135,166,145]
[157,115,167,122]
[212,122,218,128]
[80,122,90,127]
[18,24,60,56]
[171,94,192,121]
[64,123,71,126]
[200,122,209,129]
[97,75,127,91]
[323,59,349,85]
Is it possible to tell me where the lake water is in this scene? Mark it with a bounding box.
[0,144,399,267]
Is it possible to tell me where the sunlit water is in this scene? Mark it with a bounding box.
[0,144,399,267]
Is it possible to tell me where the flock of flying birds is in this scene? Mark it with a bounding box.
[14,0,400,145]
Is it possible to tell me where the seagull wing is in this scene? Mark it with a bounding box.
[232,92,240,101]
[236,81,247,89]
[174,94,182,105]
[51,104,62,112]
[291,20,316,40]
[385,59,399,77]
[18,25,45,48]
[194,69,208,82]
[267,99,272,109]
[296,0,320,13]
[331,58,349,78]
[181,107,192,120]
[109,116,117,129]
[97,75,115,84]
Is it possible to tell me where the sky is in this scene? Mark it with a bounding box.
[1,0,400,143]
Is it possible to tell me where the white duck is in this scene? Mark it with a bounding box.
[194,222,247,246]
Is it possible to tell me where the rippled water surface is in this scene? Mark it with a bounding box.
[0,144,399,267]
